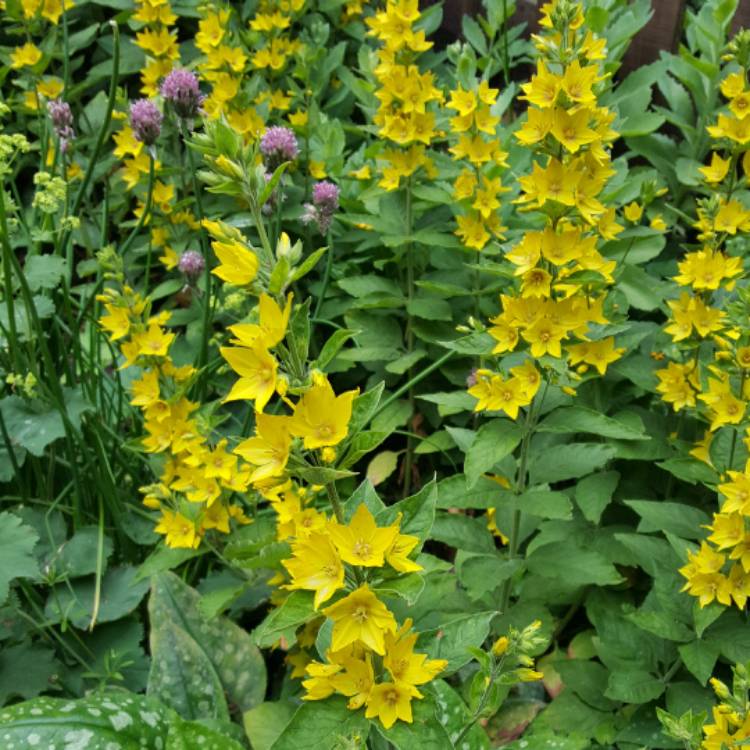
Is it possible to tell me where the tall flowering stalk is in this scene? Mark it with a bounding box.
[466,0,627,599]
[673,32,750,611]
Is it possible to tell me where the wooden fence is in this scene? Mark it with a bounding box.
[439,0,750,74]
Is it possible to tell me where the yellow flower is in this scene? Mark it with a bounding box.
[234,412,291,483]
[566,337,624,376]
[623,201,643,223]
[365,681,421,729]
[134,322,175,359]
[560,59,600,105]
[549,107,598,153]
[699,152,731,184]
[288,377,358,449]
[328,654,375,710]
[211,239,260,286]
[698,376,746,431]
[221,342,278,410]
[229,292,293,350]
[283,532,345,608]
[99,303,131,341]
[322,585,397,655]
[520,60,560,108]
[383,619,446,685]
[328,503,400,568]
[155,510,201,549]
[130,369,161,408]
[385,532,422,572]
[11,42,43,69]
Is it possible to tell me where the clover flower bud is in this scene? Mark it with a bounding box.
[260,126,298,170]
[160,69,204,121]
[129,99,162,147]
[178,250,205,280]
[301,180,340,233]
[47,99,75,153]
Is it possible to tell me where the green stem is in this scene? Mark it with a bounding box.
[185,143,212,383]
[373,350,454,419]
[500,383,547,612]
[313,229,334,323]
[69,22,120,220]
[120,152,155,257]
[403,179,415,498]
[326,483,345,524]
[0,178,21,370]
[455,655,506,744]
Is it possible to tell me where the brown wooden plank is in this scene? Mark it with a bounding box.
[732,0,750,33]
[619,0,686,74]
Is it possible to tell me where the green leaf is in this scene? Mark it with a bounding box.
[23,255,67,291]
[148,620,229,721]
[254,591,316,649]
[624,500,710,539]
[605,669,665,703]
[45,566,149,628]
[270,696,370,749]
[149,572,267,712]
[526,543,624,587]
[437,475,499,509]
[464,420,523,488]
[349,381,385,433]
[430,680,489,748]
[244,701,297,750]
[617,264,672,311]
[418,611,495,675]
[529,443,615,485]
[0,511,39,603]
[430,512,495,553]
[376,480,437,543]
[366,450,399,486]
[657,457,719,485]
[576,471,620,524]
[53,526,114,578]
[0,642,59,706]
[375,694,454,749]
[291,246,327,283]
[495,489,573,520]
[537,407,646,440]
[679,640,719,685]
[0,692,172,748]
[317,329,358,369]
[458,553,523,600]
[555,659,616,712]
[167,719,247,750]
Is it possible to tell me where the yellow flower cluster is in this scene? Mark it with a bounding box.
[3,0,67,110]
[701,667,750,749]
[280,503,446,729]
[679,465,750,608]
[468,0,624,416]
[133,0,180,96]
[659,65,750,448]
[367,0,442,190]
[675,65,750,607]
[250,0,304,74]
[449,80,508,250]
[98,280,252,550]
[195,5,264,139]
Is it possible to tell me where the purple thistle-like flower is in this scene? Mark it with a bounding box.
[304,180,339,233]
[178,250,205,280]
[48,99,75,153]
[160,69,204,120]
[312,180,339,212]
[260,126,298,170]
[130,99,162,147]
